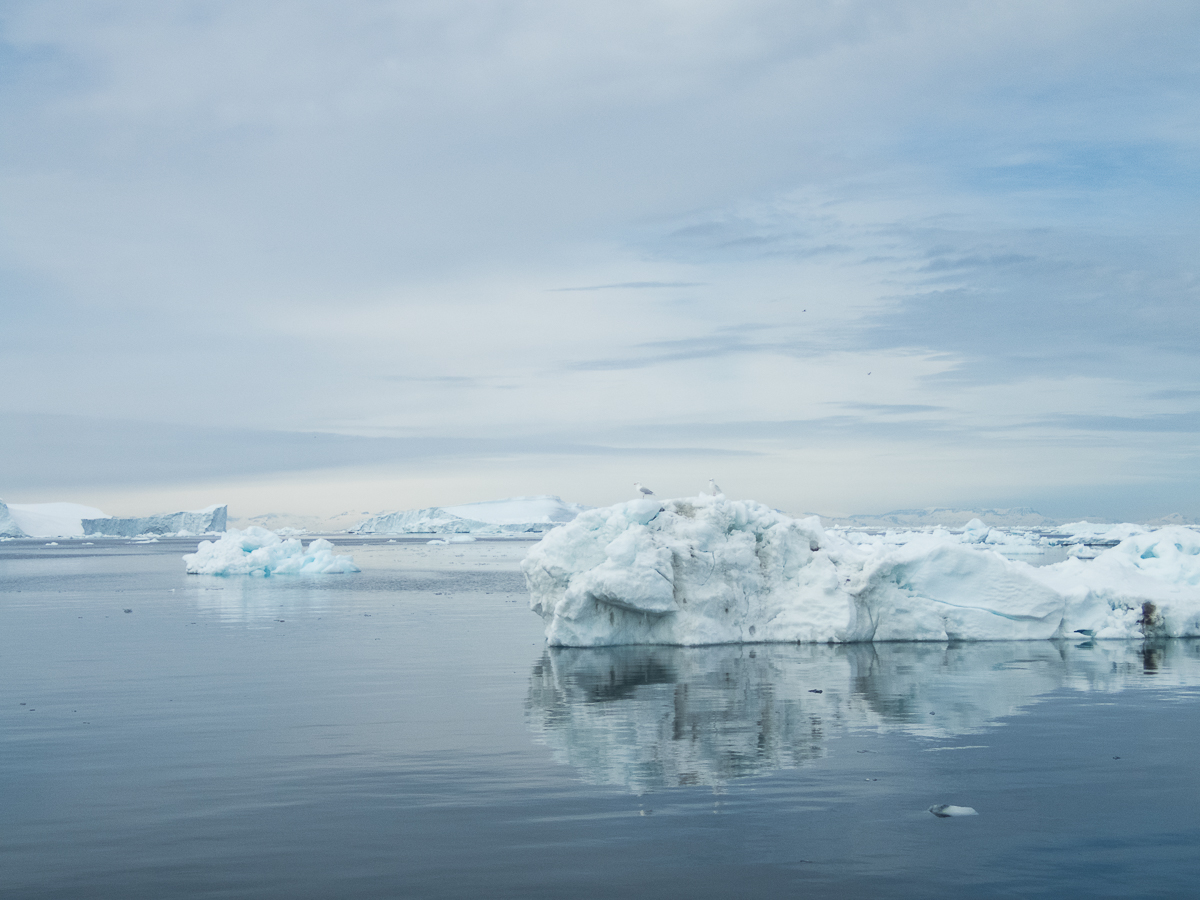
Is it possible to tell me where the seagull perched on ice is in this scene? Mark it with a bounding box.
[708,479,723,496]
[633,482,655,498]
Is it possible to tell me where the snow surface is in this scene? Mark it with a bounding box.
[184,527,359,575]
[85,504,227,537]
[522,495,1200,646]
[356,495,590,534]
[7,502,110,537]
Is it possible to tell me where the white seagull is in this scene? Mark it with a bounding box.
[709,479,723,496]
[634,482,655,498]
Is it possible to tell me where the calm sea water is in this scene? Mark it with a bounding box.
[3,537,1199,899]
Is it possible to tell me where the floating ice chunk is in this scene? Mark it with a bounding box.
[184,527,359,576]
[929,804,978,817]
[960,518,989,543]
[524,496,1200,646]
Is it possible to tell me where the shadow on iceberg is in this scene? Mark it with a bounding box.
[526,640,1200,791]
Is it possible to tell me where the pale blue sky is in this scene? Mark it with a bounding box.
[2,1,1198,520]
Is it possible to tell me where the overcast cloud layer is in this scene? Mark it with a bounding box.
[3,1,1199,521]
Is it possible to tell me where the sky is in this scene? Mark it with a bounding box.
[2,0,1199,522]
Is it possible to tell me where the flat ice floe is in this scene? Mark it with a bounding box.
[184,527,359,575]
[522,495,1200,646]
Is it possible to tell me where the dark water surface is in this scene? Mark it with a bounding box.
[3,537,1199,899]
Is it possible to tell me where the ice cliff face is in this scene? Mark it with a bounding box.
[522,495,1200,646]
[0,500,26,538]
[83,504,227,536]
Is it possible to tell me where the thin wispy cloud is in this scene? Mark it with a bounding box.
[548,281,707,292]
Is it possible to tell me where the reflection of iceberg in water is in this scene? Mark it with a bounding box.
[526,640,1200,791]
[187,575,338,624]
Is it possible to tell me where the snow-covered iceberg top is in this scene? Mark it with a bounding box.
[522,495,1200,646]
[355,495,590,534]
[85,504,226,537]
[184,527,359,576]
[6,501,110,537]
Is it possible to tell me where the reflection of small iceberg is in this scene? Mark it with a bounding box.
[527,641,1200,791]
[188,575,338,624]
[929,804,978,818]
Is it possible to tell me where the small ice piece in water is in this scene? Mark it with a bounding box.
[928,804,978,817]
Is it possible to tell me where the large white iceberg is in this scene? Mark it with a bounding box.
[184,527,360,575]
[7,501,110,537]
[356,495,590,534]
[85,504,227,537]
[522,495,1200,646]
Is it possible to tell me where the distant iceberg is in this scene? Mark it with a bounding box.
[6,501,110,537]
[84,504,227,537]
[184,527,359,575]
[0,499,26,538]
[355,495,590,534]
[832,506,1059,529]
[523,495,1200,646]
